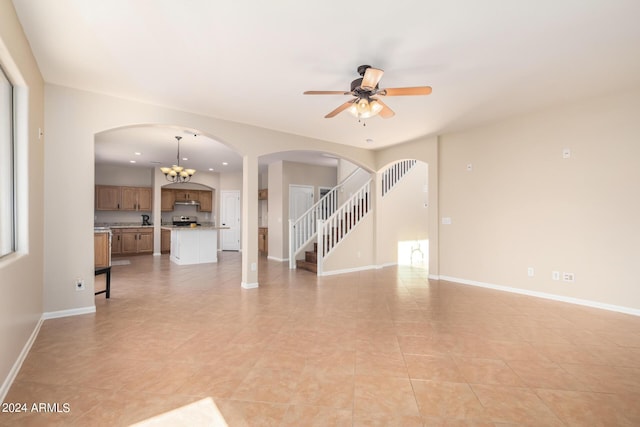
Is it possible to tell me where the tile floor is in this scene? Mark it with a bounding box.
[2,253,640,426]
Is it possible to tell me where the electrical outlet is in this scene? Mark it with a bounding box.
[75,278,85,291]
[562,272,575,282]
[552,271,560,281]
[527,267,534,277]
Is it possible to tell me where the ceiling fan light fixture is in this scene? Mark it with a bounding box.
[348,98,382,119]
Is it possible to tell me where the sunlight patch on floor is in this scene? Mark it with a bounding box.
[397,239,428,269]
[130,398,227,427]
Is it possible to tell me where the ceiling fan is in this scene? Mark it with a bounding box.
[304,65,432,120]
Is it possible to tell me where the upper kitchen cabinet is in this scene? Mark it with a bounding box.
[161,188,213,212]
[121,186,152,211]
[197,190,213,212]
[95,185,121,210]
[95,185,152,211]
[161,188,176,212]
[174,189,200,202]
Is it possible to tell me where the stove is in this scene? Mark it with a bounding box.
[172,215,200,227]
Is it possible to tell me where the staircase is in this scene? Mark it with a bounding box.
[292,160,417,275]
[289,168,370,269]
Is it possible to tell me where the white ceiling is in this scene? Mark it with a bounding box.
[12,0,640,170]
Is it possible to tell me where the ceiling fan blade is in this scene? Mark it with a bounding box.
[304,90,351,95]
[361,67,384,90]
[374,98,395,118]
[379,86,432,96]
[325,100,355,118]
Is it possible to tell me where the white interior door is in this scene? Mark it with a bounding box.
[289,185,314,222]
[220,190,241,251]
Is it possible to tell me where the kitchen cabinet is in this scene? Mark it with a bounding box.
[174,190,200,202]
[197,190,213,212]
[94,231,111,268]
[121,186,152,211]
[161,188,213,212]
[111,229,122,256]
[95,186,121,210]
[117,228,153,255]
[258,189,268,200]
[95,185,152,211]
[161,229,171,253]
[161,189,175,211]
[258,227,268,255]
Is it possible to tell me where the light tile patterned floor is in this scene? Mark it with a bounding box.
[2,253,640,426]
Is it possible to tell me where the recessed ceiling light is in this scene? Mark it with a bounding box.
[129,160,136,163]
[208,168,214,171]
[134,152,142,156]
[182,157,188,161]
[222,162,228,166]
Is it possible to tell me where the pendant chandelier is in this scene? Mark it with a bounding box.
[160,136,196,183]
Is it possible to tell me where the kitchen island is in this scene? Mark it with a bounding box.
[161,225,229,265]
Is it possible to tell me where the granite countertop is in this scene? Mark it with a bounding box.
[161,225,229,231]
[94,223,154,229]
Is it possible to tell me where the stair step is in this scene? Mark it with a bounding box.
[305,251,317,262]
[296,259,317,273]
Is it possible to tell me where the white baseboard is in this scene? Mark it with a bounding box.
[1,316,43,403]
[267,256,288,262]
[320,264,377,277]
[439,275,640,317]
[241,282,259,289]
[42,305,96,320]
[376,262,397,269]
[153,252,161,256]
[428,274,440,280]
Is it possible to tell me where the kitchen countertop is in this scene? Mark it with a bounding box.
[161,225,229,231]
[94,223,154,229]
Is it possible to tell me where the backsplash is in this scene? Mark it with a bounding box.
[95,211,153,225]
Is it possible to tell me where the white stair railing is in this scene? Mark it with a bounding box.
[381,159,417,197]
[317,179,372,275]
[289,168,369,268]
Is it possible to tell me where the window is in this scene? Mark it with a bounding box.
[0,65,14,257]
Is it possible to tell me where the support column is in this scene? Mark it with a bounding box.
[241,154,259,289]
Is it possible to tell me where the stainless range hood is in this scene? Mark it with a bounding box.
[174,200,200,206]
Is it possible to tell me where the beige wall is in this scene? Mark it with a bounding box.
[376,135,439,276]
[375,161,429,266]
[267,161,284,259]
[0,0,45,400]
[438,88,640,310]
[322,214,375,273]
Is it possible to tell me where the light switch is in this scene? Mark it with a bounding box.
[563,148,571,159]
[442,217,452,225]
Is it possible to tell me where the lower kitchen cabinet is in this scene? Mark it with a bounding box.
[94,232,111,268]
[112,227,153,255]
[161,229,171,254]
[258,227,268,255]
[111,229,122,256]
